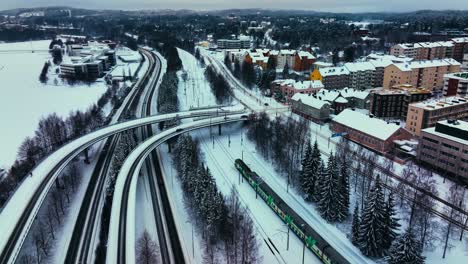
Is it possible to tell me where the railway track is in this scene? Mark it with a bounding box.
[63,48,157,263]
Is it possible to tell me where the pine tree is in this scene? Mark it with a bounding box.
[351,205,360,246]
[309,140,321,198]
[282,62,289,78]
[300,142,313,197]
[317,153,339,222]
[224,54,232,71]
[312,159,326,202]
[382,191,401,252]
[358,176,387,257]
[336,156,350,222]
[388,227,425,264]
[233,59,241,79]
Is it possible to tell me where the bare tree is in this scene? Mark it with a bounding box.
[137,230,159,264]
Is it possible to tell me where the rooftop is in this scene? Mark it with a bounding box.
[392,58,461,71]
[422,120,468,145]
[291,93,330,109]
[444,72,468,80]
[333,109,402,140]
[410,96,468,110]
[344,61,376,72]
[319,66,350,77]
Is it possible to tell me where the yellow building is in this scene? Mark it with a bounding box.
[310,68,323,81]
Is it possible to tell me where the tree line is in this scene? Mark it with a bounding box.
[172,135,260,263]
[19,164,83,264]
[246,112,310,185]
[204,64,232,104]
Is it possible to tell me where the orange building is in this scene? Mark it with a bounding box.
[383,59,461,91]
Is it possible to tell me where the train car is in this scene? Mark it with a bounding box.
[234,159,350,264]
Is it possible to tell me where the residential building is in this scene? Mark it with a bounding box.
[272,79,324,100]
[277,49,296,70]
[406,96,468,135]
[319,66,350,90]
[290,93,331,122]
[390,38,468,62]
[344,61,376,90]
[452,37,468,63]
[418,120,468,180]
[369,85,432,119]
[331,109,413,153]
[293,51,316,72]
[383,59,461,91]
[314,88,370,113]
[443,72,468,96]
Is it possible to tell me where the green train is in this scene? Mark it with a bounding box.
[234,159,350,264]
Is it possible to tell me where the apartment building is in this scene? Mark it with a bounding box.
[406,96,468,135]
[318,66,350,90]
[418,120,468,180]
[293,51,316,72]
[383,59,461,91]
[452,37,468,63]
[344,61,376,90]
[369,85,432,119]
[443,72,468,96]
[390,38,468,62]
[272,79,324,100]
[277,49,297,70]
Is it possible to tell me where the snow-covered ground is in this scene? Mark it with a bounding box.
[0,40,108,168]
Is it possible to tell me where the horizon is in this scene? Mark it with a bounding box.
[1,0,468,13]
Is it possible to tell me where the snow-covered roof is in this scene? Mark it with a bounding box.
[335,97,348,103]
[333,109,402,140]
[316,88,369,101]
[422,120,468,145]
[319,66,350,77]
[297,51,315,60]
[314,61,334,67]
[291,93,330,109]
[392,59,461,72]
[451,37,468,43]
[444,72,468,81]
[280,49,296,55]
[411,96,468,110]
[276,79,324,90]
[366,53,413,64]
[344,61,376,72]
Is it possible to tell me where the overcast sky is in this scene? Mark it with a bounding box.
[1,0,468,13]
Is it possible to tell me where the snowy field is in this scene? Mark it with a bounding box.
[0,40,108,168]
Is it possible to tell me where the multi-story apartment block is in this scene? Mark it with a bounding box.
[444,72,468,96]
[277,49,297,70]
[452,37,468,63]
[390,38,468,62]
[418,120,468,181]
[318,66,350,90]
[369,85,432,119]
[383,59,461,91]
[406,96,468,135]
[344,61,376,90]
[293,51,316,72]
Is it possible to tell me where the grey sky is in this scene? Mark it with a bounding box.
[1,0,468,13]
